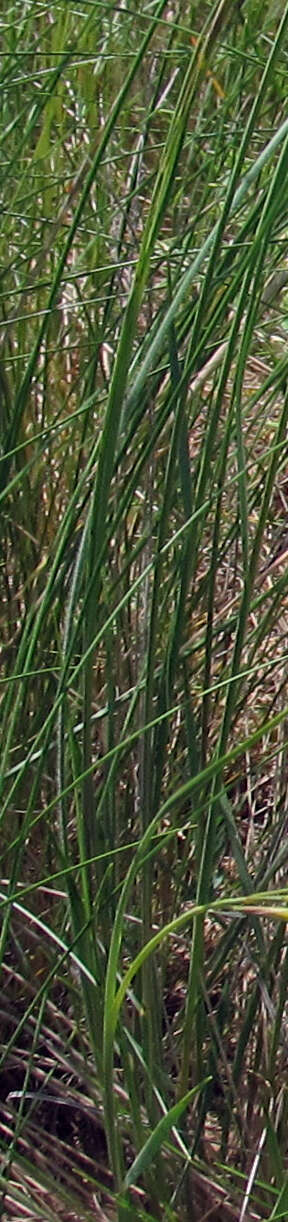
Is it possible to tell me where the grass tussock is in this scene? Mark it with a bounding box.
[2,1,288,1219]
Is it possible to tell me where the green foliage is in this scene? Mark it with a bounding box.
[2,1,288,1219]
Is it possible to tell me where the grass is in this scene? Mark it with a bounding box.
[2,0,288,1218]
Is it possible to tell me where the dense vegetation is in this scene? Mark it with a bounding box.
[2,1,288,1218]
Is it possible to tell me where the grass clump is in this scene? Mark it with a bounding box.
[2,2,288,1219]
